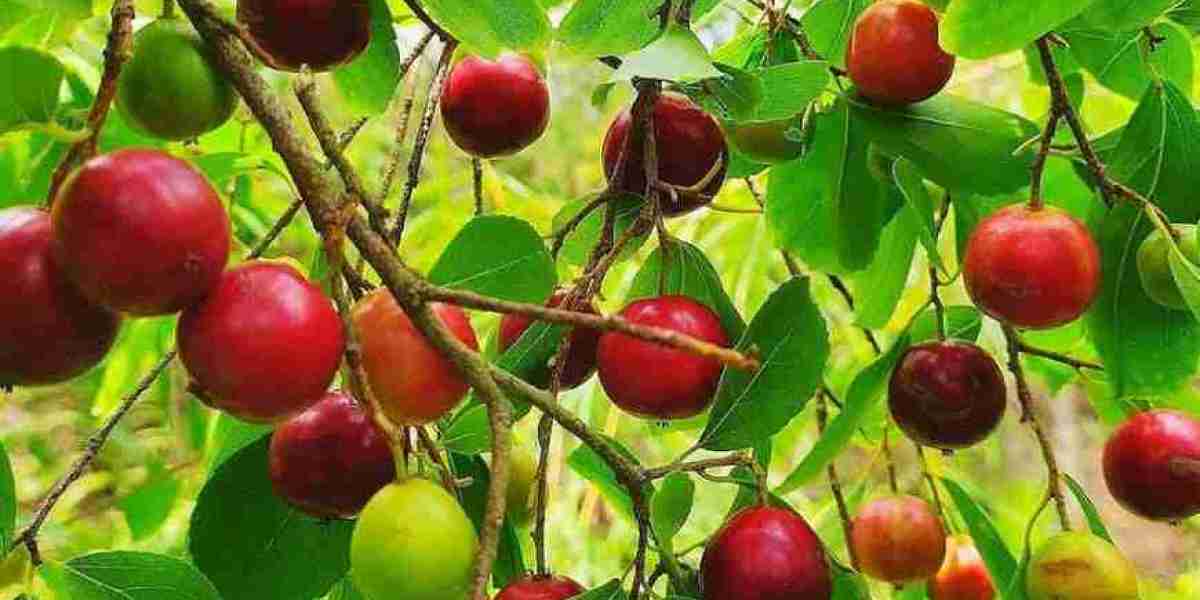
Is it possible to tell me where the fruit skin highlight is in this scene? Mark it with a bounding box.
[851,495,947,584]
[1103,409,1200,521]
[700,505,832,600]
[888,340,1007,450]
[1136,225,1200,310]
[1025,532,1139,600]
[494,574,586,600]
[117,18,238,140]
[929,535,996,600]
[498,292,601,390]
[351,478,479,600]
[178,260,345,423]
[0,208,121,386]
[963,204,1101,329]
[441,54,551,159]
[847,0,956,106]
[52,149,231,316]
[237,0,371,72]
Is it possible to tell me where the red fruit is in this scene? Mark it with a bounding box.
[888,340,1006,450]
[596,296,729,420]
[52,149,230,316]
[237,0,370,72]
[847,0,956,106]
[700,506,832,600]
[269,390,394,519]
[495,574,585,600]
[178,260,345,423]
[352,290,479,425]
[930,535,995,600]
[0,208,120,386]
[441,54,551,158]
[963,205,1101,330]
[851,495,947,584]
[498,292,601,390]
[1103,409,1200,521]
[602,92,728,216]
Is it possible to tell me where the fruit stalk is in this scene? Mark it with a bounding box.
[392,41,457,243]
[817,391,859,570]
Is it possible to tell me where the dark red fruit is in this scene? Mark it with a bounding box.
[269,390,395,519]
[602,92,728,216]
[847,0,956,106]
[441,54,550,158]
[963,204,1101,330]
[0,208,121,386]
[52,149,230,316]
[237,0,370,72]
[1103,409,1200,521]
[352,290,479,426]
[930,535,995,600]
[700,506,832,600]
[596,296,729,420]
[178,260,345,423]
[498,292,601,390]
[495,574,585,600]
[851,495,947,584]
[888,340,1006,450]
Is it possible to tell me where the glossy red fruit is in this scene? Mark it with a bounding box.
[888,340,1007,450]
[1103,409,1200,521]
[597,296,729,420]
[930,535,995,600]
[178,260,345,423]
[701,506,832,600]
[441,54,551,158]
[963,205,1101,330]
[269,391,394,519]
[52,149,230,316]
[847,0,956,106]
[237,0,370,72]
[498,292,601,390]
[851,495,947,584]
[0,208,121,386]
[495,574,585,600]
[602,92,728,216]
[352,290,479,425]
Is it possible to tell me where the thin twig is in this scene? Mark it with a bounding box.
[817,393,858,570]
[472,158,485,216]
[882,426,900,494]
[392,41,456,243]
[1018,343,1104,371]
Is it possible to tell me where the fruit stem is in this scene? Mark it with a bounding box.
[915,444,954,534]
[817,393,860,570]
[882,426,900,494]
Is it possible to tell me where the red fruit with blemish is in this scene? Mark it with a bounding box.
[888,340,1007,450]
[269,390,395,519]
[597,295,729,420]
[963,204,1101,330]
[847,0,956,106]
[237,0,370,72]
[602,92,727,216]
[178,260,345,423]
[930,535,996,600]
[851,495,947,584]
[495,574,586,600]
[441,54,551,158]
[0,208,121,386]
[52,149,230,316]
[498,292,601,390]
[700,506,832,600]
[1103,409,1200,521]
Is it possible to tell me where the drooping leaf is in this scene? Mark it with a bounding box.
[892,159,946,273]
[0,442,14,553]
[0,46,65,134]
[800,0,870,68]
[442,403,492,455]
[611,24,721,82]
[941,478,1019,594]
[41,552,220,600]
[650,473,694,551]
[851,182,917,329]
[941,0,1098,59]
[743,61,830,122]
[448,454,525,588]
[420,0,551,57]
[628,239,746,340]
[566,436,648,520]
[428,215,556,304]
[333,0,402,115]
[1063,22,1193,102]
[1063,473,1114,543]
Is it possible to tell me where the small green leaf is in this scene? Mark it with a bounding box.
[851,184,917,329]
[800,0,870,68]
[892,159,946,273]
[0,442,14,552]
[746,61,830,122]
[333,0,402,115]
[448,454,525,588]
[42,552,220,600]
[1063,473,1114,543]
[566,436,648,520]
[830,560,871,600]
[557,0,661,58]
[572,579,628,600]
[1063,23,1193,102]
[118,463,180,541]
[628,239,746,340]
[428,215,556,304]
[941,0,1098,59]
[420,0,551,57]
[650,473,695,549]
[1169,245,1200,321]
[910,305,983,344]
[611,24,721,82]
[0,46,64,134]
[442,404,492,455]
[698,64,762,121]
[941,478,1019,594]
[552,193,647,268]
[205,413,272,473]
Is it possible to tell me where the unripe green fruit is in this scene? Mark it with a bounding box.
[1137,225,1200,310]
[724,117,805,165]
[351,478,479,600]
[117,19,237,140]
[505,439,538,527]
[1026,532,1138,600]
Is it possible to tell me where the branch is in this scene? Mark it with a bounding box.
[817,393,858,570]
[1018,342,1103,371]
[401,0,453,41]
[392,40,456,243]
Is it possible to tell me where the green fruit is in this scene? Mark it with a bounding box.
[505,439,538,527]
[724,116,805,165]
[1136,224,1200,310]
[117,18,237,140]
[1026,531,1138,600]
[351,478,479,600]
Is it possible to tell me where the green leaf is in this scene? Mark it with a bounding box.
[442,403,491,455]
[1062,473,1114,543]
[333,0,401,115]
[628,239,746,340]
[745,61,830,122]
[1063,22,1194,102]
[428,215,556,304]
[117,463,180,541]
[767,100,887,273]
[1082,0,1179,31]
[552,193,647,268]
[566,436,648,520]
[850,94,1040,197]
[1168,245,1200,321]
[941,478,1019,595]
[800,0,870,68]
[941,0,1098,59]
[557,0,660,58]
[611,24,721,82]
[0,442,13,552]
[650,473,694,550]
[892,159,946,273]
[910,305,983,343]
[326,578,367,600]
[41,552,220,600]
[776,334,909,493]
[572,579,628,600]
[1169,0,1200,33]
[420,0,550,57]
[698,64,762,122]
[700,278,830,451]
[851,185,918,329]
[482,319,564,419]
[205,413,272,473]
[190,437,355,600]
[830,561,871,600]
[448,454,525,588]
[0,46,64,133]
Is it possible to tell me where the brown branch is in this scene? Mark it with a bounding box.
[1018,342,1104,371]
[381,81,420,199]
[827,275,883,354]
[401,0,453,41]
[46,0,135,205]
[392,41,456,243]
[472,158,485,215]
[548,193,608,258]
